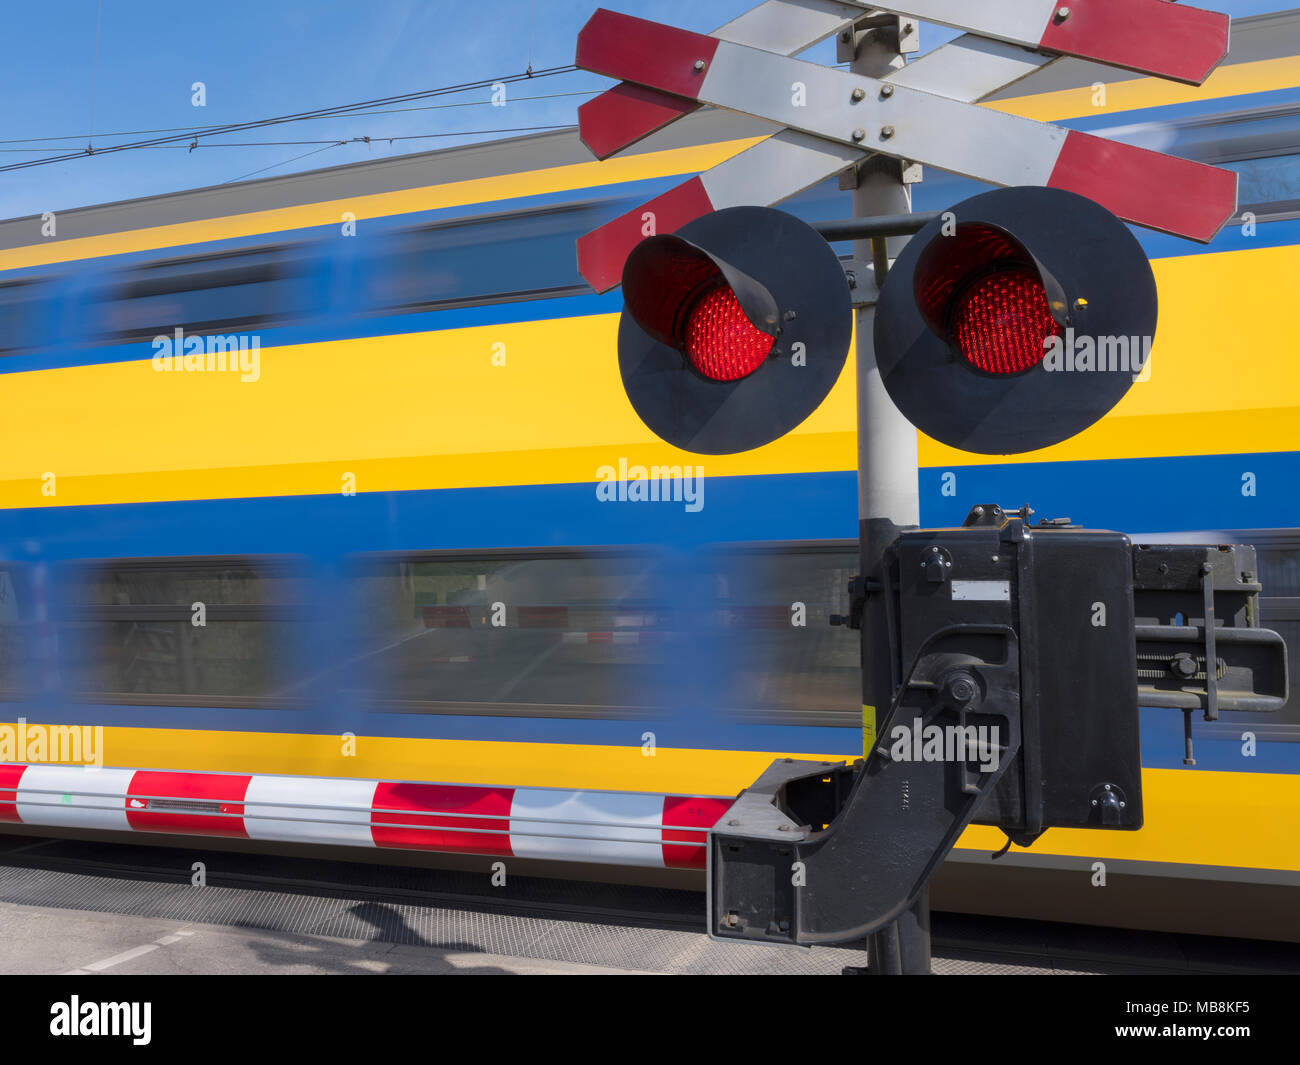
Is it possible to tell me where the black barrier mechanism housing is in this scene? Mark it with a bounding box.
[707,505,1287,949]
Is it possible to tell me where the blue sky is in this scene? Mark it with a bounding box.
[0,0,1289,220]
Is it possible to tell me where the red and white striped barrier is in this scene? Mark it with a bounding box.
[0,763,729,868]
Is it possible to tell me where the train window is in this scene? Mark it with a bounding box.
[0,566,36,697]
[1251,537,1300,730]
[345,545,860,724]
[1254,541,1300,598]
[57,558,307,707]
[346,552,674,717]
[361,202,603,314]
[91,243,312,345]
[0,277,50,356]
[1230,156,1300,216]
[706,545,860,725]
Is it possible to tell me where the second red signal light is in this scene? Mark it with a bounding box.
[876,186,1160,455]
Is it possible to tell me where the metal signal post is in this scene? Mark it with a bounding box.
[843,12,927,976]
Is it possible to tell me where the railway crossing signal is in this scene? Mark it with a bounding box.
[571,1,1287,968]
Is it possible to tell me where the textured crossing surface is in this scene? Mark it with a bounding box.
[0,852,1097,974]
[0,837,1295,975]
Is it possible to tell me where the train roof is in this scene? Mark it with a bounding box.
[0,6,1297,249]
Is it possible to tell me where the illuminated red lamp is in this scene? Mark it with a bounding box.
[913,223,1065,378]
[621,232,780,383]
[683,286,775,381]
[951,269,1060,376]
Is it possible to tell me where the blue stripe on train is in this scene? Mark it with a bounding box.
[0,290,629,376]
[3,172,1293,377]
[0,472,859,560]
[1,452,1296,563]
[920,452,1300,534]
[6,211,1294,377]
[11,210,1295,379]
[1138,708,1299,774]
[1,461,1294,770]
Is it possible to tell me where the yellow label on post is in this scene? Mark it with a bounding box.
[862,704,876,757]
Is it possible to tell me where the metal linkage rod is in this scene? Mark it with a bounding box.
[813,211,940,242]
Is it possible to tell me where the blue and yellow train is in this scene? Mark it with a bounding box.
[0,9,1297,939]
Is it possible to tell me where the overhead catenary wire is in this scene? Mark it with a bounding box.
[217,124,575,183]
[215,123,575,183]
[0,89,599,147]
[0,64,579,175]
[222,141,351,184]
[0,125,574,154]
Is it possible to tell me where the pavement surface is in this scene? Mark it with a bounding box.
[1,903,648,976]
[0,837,1295,976]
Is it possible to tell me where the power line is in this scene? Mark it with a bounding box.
[0,125,573,154]
[0,64,578,175]
[218,124,574,183]
[0,89,599,147]
[223,141,349,184]
[217,122,566,183]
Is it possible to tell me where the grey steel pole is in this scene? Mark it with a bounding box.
[850,24,919,527]
[846,16,929,976]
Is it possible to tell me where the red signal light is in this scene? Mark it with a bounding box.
[620,232,781,380]
[951,268,1060,376]
[913,223,1066,378]
[684,286,775,381]
[616,206,851,455]
[874,186,1159,455]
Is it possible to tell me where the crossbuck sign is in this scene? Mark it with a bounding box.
[573,0,1238,292]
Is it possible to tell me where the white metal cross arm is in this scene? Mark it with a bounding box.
[574,8,1234,292]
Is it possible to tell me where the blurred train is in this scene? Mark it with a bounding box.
[0,9,1297,941]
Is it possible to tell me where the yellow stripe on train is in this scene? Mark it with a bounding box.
[2,242,1298,509]
[982,53,1300,122]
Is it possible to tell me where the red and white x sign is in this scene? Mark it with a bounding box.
[574,2,1238,293]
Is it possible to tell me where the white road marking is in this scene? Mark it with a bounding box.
[75,944,159,973]
[63,929,196,974]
